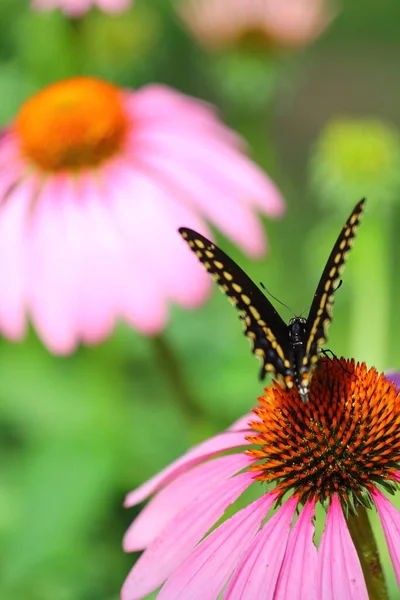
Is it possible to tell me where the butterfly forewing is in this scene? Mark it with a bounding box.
[302,199,366,378]
[179,228,292,383]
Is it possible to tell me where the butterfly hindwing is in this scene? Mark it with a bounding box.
[179,228,292,384]
[301,199,366,380]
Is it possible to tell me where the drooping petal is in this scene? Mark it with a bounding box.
[373,488,400,587]
[121,472,254,600]
[124,430,249,507]
[223,495,298,599]
[134,148,269,257]
[124,453,252,551]
[157,491,276,600]
[317,496,368,600]
[274,499,317,600]
[0,176,34,340]
[27,176,80,353]
[132,129,284,217]
[104,161,212,308]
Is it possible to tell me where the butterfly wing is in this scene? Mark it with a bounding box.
[179,228,293,385]
[302,199,366,380]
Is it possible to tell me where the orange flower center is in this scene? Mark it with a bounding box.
[247,358,400,509]
[14,77,129,172]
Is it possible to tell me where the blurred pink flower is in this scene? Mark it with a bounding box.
[0,76,284,354]
[122,359,400,599]
[31,0,133,16]
[178,0,335,51]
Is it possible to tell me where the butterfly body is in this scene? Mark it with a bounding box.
[288,317,310,401]
[179,199,365,401]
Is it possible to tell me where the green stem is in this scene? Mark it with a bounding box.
[349,215,390,370]
[346,506,388,600]
[152,335,203,421]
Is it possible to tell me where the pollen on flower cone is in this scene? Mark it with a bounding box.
[247,358,400,506]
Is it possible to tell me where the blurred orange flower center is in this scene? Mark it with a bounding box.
[247,358,400,508]
[15,77,129,171]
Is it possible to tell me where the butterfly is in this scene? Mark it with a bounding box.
[179,199,365,402]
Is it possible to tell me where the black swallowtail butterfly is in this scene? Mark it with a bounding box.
[179,199,365,402]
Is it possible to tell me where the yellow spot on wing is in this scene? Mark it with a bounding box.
[250,306,261,320]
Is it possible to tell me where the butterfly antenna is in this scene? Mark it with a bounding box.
[260,282,296,317]
[299,304,311,318]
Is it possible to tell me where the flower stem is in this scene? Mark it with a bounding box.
[346,506,388,600]
[152,334,203,421]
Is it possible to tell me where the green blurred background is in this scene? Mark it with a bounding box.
[1,0,400,598]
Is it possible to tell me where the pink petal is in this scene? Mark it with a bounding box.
[53,176,117,345]
[133,130,284,217]
[121,471,254,600]
[127,86,237,143]
[68,175,124,342]
[124,453,252,551]
[317,496,368,600]
[157,492,276,600]
[124,430,249,507]
[224,495,298,599]
[134,150,269,257]
[97,0,132,12]
[274,499,317,600]
[104,161,212,308]
[0,177,34,340]
[97,168,169,334]
[373,488,400,586]
[27,176,79,353]
[229,413,254,432]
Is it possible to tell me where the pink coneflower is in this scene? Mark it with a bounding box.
[122,358,400,599]
[0,77,283,354]
[179,0,335,51]
[31,0,133,16]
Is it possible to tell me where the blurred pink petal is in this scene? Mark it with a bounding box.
[123,453,252,551]
[124,430,250,507]
[179,0,335,51]
[158,492,276,600]
[317,496,368,600]
[224,496,297,599]
[0,179,34,340]
[121,471,254,600]
[274,500,317,600]
[373,489,400,586]
[31,0,133,16]
[1,77,284,353]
